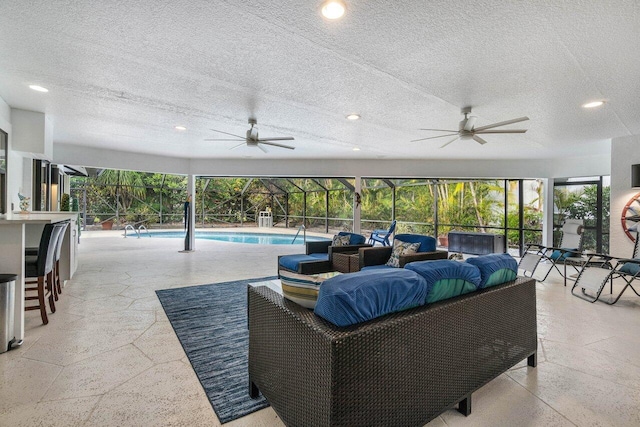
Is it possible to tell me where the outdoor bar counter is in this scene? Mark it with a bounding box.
[0,212,79,344]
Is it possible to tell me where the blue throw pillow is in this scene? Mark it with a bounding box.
[314,269,428,327]
[550,248,578,261]
[466,254,518,289]
[619,260,640,276]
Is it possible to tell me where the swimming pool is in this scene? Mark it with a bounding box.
[146,231,329,245]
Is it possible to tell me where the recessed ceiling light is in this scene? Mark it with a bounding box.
[346,114,360,120]
[352,147,360,151]
[175,125,187,131]
[29,85,49,93]
[582,100,605,108]
[321,0,346,20]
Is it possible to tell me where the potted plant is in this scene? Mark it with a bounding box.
[101,218,114,230]
[60,193,70,211]
[438,233,449,247]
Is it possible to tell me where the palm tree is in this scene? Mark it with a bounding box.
[96,170,146,216]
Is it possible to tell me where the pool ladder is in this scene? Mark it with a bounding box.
[124,224,150,239]
[291,225,306,244]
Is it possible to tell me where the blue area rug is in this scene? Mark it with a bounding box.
[156,277,277,424]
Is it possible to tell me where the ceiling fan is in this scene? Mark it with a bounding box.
[205,118,295,152]
[412,107,529,148]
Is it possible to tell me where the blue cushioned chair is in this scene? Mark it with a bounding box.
[368,220,396,246]
[359,233,448,270]
[278,231,370,276]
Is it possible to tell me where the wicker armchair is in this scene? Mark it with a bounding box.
[248,276,537,426]
[359,245,448,269]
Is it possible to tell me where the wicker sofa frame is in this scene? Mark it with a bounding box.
[248,276,537,426]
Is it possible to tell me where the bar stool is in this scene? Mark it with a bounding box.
[25,221,69,301]
[24,223,64,324]
[52,221,70,299]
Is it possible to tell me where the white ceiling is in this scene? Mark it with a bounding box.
[0,0,637,161]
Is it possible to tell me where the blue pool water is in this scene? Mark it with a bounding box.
[146,231,328,245]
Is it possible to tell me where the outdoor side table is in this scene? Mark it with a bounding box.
[332,252,360,273]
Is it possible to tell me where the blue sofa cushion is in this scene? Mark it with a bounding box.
[405,260,481,303]
[279,253,329,272]
[361,264,395,271]
[338,231,366,245]
[314,269,428,327]
[466,254,518,289]
[394,234,437,253]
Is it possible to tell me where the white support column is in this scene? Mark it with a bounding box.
[188,174,196,251]
[354,176,361,234]
[542,178,554,247]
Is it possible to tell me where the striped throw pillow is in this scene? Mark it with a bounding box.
[280,270,342,309]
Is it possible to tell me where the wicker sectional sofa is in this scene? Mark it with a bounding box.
[248,276,537,426]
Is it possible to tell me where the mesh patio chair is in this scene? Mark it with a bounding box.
[368,220,397,246]
[571,256,640,304]
[518,219,584,282]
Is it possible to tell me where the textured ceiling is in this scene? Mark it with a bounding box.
[0,0,637,161]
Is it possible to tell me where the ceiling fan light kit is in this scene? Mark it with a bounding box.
[413,106,530,148]
[205,118,295,153]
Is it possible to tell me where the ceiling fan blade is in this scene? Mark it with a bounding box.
[229,142,246,150]
[257,137,295,141]
[463,116,477,131]
[472,135,489,145]
[204,138,250,141]
[418,128,458,132]
[259,141,295,150]
[411,133,459,142]
[474,129,527,134]
[257,144,268,153]
[440,136,459,149]
[209,129,246,139]
[473,116,529,132]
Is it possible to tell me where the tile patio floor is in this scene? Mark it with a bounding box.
[1,229,640,426]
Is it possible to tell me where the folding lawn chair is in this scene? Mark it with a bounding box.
[571,256,640,304]
[518,219,584,281]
